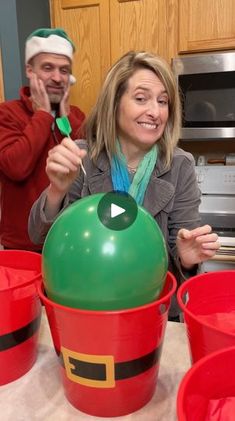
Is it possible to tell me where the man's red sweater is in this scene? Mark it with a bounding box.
[0,87,85,251]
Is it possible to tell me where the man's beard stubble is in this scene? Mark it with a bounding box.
[48,92,63,105]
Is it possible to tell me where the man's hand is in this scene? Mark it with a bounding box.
[29,73,51,113]
[60,85,70,116]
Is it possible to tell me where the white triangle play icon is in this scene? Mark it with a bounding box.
[111,203,125,218]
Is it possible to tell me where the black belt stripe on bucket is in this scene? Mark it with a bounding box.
[57,342,163,387]
[0,316,41,352]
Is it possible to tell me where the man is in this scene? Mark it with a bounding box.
[0,28,85,251]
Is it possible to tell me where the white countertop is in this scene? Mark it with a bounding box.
[0,311,191,421]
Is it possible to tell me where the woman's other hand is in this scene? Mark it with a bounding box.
[176,225,220,270]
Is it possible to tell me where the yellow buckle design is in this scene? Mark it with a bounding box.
[61,346,115,388]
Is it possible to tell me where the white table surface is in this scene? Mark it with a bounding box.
[0,310,191,421]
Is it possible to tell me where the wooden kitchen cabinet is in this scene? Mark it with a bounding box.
[50,0,178,113]
[178,0,235,53]
[50,0,111,115]
[109,0,177,64]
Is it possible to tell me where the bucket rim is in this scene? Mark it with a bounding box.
[0,250,42,292]
[0,249,41,257]
[177,270,235,338]
[0,273,42,292]
[38,271,177,315]
[177,345,235,420]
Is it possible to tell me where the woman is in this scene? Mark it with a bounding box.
[28,51,220,318]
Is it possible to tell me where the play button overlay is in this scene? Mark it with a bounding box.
[97,191,138,230]
[111,203,125,218]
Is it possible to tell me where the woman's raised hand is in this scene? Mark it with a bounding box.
[46,137,86,196]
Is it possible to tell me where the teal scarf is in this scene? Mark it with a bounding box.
[111,141,158,205]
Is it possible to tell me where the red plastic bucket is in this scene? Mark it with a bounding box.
[0,250,42,385]
[39,271,176,417]
[177,346,235,421]
[177,271,235,364]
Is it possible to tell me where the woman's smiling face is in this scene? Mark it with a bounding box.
[117,68,169,150]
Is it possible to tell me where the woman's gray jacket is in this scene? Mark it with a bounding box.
[28,144,201,317]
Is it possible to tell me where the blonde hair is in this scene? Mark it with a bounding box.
[85,51,181,168]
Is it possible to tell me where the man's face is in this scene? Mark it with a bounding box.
[26,53,72,104]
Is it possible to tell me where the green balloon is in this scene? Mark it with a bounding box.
[42,193,168,310]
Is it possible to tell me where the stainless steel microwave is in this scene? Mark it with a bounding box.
[172,51,235,140]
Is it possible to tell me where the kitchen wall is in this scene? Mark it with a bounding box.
[1,0,234,160]
[0,0,51,100]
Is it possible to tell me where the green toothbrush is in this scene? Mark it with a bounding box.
[56,116,86,176]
